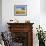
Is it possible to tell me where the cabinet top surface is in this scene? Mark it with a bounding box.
[7,23,34,25]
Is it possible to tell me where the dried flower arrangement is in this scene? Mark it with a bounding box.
[36,25,45,46]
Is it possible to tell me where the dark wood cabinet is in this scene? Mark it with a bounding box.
[7,23,34,46]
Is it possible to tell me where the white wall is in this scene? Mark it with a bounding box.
[2,0,40,46]
[2,0,40,30]
[40,0,46,31]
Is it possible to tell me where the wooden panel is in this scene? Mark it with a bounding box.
[7,23,34,46]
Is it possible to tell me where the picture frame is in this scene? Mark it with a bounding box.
[14,5,27,16]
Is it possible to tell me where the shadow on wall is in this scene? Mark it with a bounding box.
[0,17,2,32]
[40,0,46,13]
[0,0,2,32]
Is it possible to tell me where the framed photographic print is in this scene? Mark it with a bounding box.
[14,5,27,16]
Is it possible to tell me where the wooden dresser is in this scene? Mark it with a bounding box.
[7,23,34,46]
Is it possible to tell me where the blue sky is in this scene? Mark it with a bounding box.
[16,5,26,9]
